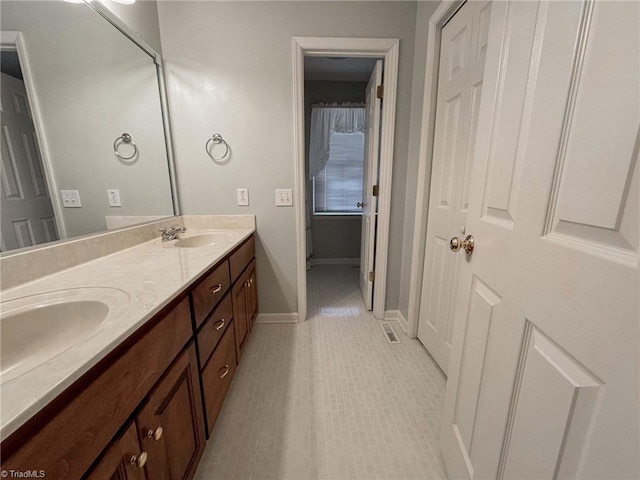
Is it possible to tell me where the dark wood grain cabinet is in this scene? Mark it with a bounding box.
[86,423,147,480]
[193,235,257,436]
[136,343,205,480]
[0,234,257,480]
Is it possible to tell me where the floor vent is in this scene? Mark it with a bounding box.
[380,322,401,344]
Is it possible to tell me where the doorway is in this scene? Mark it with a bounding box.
[303,56,381,312]
[293,37,399,322]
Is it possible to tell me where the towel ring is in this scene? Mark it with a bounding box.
[114,133,137,160]
[206,133,230,161]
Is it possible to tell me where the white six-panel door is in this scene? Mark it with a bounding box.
[0,72,58,251]
[360,60,382,311]
[441,1,639,478]
[417,0,491,374]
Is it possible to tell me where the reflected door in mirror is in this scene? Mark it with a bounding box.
[0,72,58,251]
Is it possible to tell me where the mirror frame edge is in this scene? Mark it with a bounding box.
[83,0,181,216]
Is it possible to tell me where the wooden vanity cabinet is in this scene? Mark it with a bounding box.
[1,234,257,480]
[232,258,258,360]
[135,343,205,480]
[86,423,147,480]
[1,298,193,480]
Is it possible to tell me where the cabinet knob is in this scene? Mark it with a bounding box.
[130,451,148,468]
[215,319,225,331]
[146,426,163,441]
[219,365,230,379]
[211,283,223,294]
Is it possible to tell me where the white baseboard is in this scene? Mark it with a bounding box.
[255,313,299,324]
[312,258,360,266]
[384,309,408,334]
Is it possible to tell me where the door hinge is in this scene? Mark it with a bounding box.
[369,271,375,282]
[372,185,379,197]
[376,85,384,99]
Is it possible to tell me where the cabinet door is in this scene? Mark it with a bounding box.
[231,272,248,361]
[86,423,147,480]
[136,343,205,480]
[246,259,258,326]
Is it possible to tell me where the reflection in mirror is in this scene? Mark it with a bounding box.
[0,0,175,253]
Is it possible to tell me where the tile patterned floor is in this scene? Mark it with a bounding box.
[194,265,447,479]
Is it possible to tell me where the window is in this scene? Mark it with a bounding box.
[313,132,364,214]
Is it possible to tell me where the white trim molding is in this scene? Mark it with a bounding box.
[407,1,464,339]
[255,313,299,324]
[293,36,400,322]
[384,309,409,335]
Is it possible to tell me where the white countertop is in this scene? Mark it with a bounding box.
[0,224,254,438]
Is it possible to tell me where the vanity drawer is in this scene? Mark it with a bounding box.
[197,293,233,366]
[192,260,231,328]
[201,321,237,434]
[229,236,255,283]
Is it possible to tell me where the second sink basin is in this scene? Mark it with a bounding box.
[172,231,239,248]
[0,287,130,385]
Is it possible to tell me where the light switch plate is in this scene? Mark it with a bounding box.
[275,188,293,206]
[61,190,81,208]
[107,189,122,207]
[237,188,249,206]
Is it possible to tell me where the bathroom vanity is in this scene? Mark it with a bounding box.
[0,216,258,479]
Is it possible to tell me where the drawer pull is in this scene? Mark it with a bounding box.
[211,284,223,294]
[130,451,148,468]
[219,365,230,379]
[215,319,226,331]
[146,426,163,441]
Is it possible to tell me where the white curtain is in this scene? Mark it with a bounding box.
[308,103,365,180]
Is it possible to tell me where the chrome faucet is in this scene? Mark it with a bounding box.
[159,225,187,242]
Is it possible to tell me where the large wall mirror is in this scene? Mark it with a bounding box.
[0,0,176,253]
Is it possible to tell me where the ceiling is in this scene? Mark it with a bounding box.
[304,57,378,82]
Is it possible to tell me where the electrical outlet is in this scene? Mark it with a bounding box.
[61,190,81,208]
[237,188,249,206]
[275,188,293,206]
[107,189,122,207]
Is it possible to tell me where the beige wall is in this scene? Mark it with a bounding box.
[157,1,440,315]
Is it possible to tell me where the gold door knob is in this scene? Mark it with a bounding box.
[449,235,474,255]
[130,451,148,468]
[146,426,163,441]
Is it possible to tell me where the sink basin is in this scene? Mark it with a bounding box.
[173,231,238,248]
[0,287,129,384]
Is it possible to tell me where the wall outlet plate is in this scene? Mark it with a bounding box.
[107,189,122,207]
[61,190,81,208]
[275,188,293,206]
[237,188,249,206]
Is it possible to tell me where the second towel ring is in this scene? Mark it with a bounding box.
[114,133,137,160]
[206,133,230,161]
